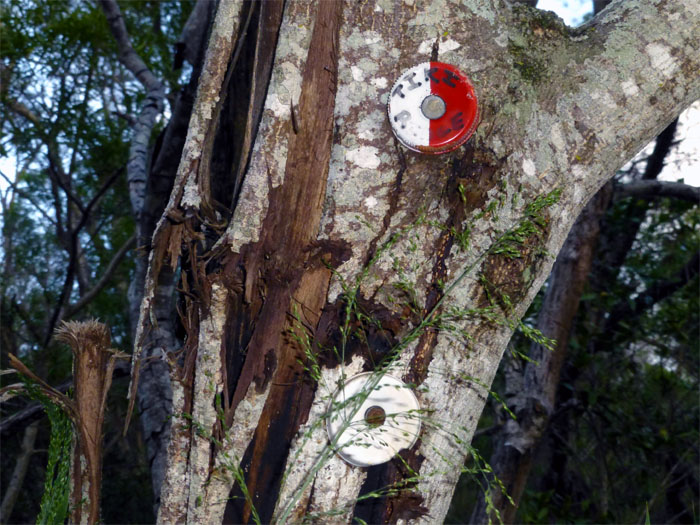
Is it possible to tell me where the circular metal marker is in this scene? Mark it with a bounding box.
[326,373,421,467]
[388,61,479,154]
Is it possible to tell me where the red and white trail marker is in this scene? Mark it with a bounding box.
[388,62,479,154]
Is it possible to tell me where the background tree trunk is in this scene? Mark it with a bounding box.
[469,115,689,523]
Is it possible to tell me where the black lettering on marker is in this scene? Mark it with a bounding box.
[451,111,465,130]
[442,69,459,87]
[436,126,452,138]
[393,83,405,98]
[425,67,440,83]
[394,110,411,129]
[404,72,422,90]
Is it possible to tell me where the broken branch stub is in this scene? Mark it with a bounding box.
[54,320,125,525]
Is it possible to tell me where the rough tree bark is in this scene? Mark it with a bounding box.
[127,0,699,523]
[469,114,692,523]
[100,0,214,510]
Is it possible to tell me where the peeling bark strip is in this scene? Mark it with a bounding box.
[231,0,285,209]
[221,2,344,521]
[127,0,245,430]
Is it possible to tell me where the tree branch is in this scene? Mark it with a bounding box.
[78,167,126,234]
[0,171,57,226]
[100,0,165,221]
[63,234,136,319]
[4,95,86,218]
[99,0,162,93]
[615,180,700,204]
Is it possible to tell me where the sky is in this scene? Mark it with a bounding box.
[538,0,593,25]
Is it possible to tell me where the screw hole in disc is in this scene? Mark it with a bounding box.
[364,405,386,428]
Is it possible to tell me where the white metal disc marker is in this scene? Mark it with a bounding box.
[326,372,421,467]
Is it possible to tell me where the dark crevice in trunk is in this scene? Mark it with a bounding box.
[229,0,286,213]
[214,2,344,521]
[405,146,503,387]
[352,449,428,524]
[208,0,261,218]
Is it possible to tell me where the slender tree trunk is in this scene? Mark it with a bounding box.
[0,421,40,523]
[125,0,700,522]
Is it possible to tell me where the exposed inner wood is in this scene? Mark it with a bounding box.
[219,2,344,522]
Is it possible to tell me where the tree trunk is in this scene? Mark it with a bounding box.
[469,183,611,524]
[471,115,682,523]
[127,0,700,522]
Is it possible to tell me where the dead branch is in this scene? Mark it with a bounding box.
[54,320,124,525]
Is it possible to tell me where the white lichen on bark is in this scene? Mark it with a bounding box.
[157,377,188,523]
[186,284,227,524]
[197,378,272,524]
[222,2,316,252]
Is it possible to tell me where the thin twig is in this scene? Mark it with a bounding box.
[0,171,57,225]
[63,234,136,319]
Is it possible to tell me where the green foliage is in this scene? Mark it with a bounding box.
[20,382,72,525]
[491,188,561,259]
[1,1,193,522]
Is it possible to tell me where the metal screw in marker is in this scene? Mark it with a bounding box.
[421,94,446,120]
